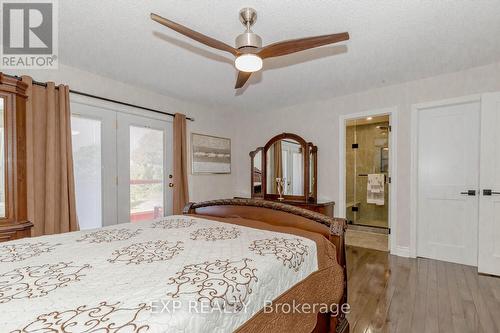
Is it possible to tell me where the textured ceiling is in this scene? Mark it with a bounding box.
[59,0,500,111]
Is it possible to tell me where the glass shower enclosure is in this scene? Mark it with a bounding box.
[345,115,389,230]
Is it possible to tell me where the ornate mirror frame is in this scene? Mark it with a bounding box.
[249,147,264,198]
[250,133,317,203]
[308,142,318,202]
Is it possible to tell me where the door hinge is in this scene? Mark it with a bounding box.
[387,176,392,184]
[389,125,392,132]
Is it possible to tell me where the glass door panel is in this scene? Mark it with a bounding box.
[345,115,390,229]
[70,98,117,228]
[71,116,102,229]
[117,113,172,224]
[129,126,164,222]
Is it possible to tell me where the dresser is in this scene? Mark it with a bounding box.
[235,198,335,217]
[285,200,335,217]
[248,133,336,218]
[0,74,32,242]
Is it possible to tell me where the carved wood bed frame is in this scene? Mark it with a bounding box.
[183,198,349,333]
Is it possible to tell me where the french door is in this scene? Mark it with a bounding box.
[71,98,173,229]
[117,113,172,223]
[415,93,500,275]
[478,92,500,276]
[416,99,480,266]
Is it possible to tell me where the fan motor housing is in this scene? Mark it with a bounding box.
[235,32,262,49]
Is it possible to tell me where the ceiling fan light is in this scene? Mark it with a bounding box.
[235,54,263,72]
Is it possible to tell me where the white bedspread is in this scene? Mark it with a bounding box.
[0,215,318,333]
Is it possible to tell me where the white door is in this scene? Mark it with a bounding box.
[117,113,173,223]
[417,100,480,266]
[479,93,500,275]
[71,103,117,229]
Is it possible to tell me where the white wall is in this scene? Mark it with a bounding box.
[233,61,500,252]
[4,64,239,203]
[7,61,500,253]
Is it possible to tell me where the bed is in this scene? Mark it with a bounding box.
[0,199,348,333]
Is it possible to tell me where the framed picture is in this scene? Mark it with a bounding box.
[191,133,231,174]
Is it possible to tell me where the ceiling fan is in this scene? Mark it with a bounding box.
[151,8,349,89]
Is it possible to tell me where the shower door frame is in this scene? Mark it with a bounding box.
[338,107,399,256]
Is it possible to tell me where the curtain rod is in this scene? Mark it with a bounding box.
[4,74,195,122]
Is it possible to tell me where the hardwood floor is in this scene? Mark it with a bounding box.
[346,246,500,333]
[345,230,389,252]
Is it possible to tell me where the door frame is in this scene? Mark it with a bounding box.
[409,94,482,258]
[478,92,500,275]
[338,107,399,255]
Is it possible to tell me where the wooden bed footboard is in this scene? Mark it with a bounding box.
[183,199,349,333]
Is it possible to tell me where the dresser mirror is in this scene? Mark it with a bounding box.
[266,138,304,196]
[250,133,317,203]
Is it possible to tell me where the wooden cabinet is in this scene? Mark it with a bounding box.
[289,201,335,217]
[0,74,32,242]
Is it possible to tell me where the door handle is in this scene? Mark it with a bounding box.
[483,189,500,196]
[460,190,476,196]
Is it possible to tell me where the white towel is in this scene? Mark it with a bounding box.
[367,174,385,205]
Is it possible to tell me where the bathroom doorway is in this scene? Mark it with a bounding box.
[339,109,397,253]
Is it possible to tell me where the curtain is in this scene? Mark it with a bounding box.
[273,141,283,193]
[173,113,189,214]
[22,76,79,236]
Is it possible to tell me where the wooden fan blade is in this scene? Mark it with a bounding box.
[258,32,349,59]
[151,13,239,56]
[235,71,252,89]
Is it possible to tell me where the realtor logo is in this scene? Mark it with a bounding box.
[1,0,58,68]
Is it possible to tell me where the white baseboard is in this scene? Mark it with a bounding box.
[392,245,410,258]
